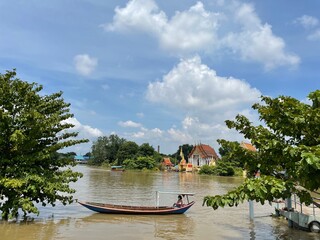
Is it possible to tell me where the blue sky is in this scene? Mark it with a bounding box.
[0,0,319,155]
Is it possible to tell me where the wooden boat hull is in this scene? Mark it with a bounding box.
[78,201,195,215]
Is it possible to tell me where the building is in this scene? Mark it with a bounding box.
[188,144,219,169]
[162,157,174,170]
[74,155,89,164]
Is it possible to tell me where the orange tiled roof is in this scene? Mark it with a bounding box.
[240,142,257,152]
[189,144,219,159]
[163,157,173,166]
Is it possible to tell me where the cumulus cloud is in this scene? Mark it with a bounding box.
[63,117,103,138]
[118,120,142,128]
[105,0,299,69]
[295,15,320,41]
[61,117,103,154]
[124,126,166,146]
[307,29,320,41]
[144,56,262,150]
[74,54,98,76]
[159,2,219,52]
[222,3,300,70]
[295,15,319,29]
[146,56,261,113]
[105,0,166,33]
[105,1,219,54]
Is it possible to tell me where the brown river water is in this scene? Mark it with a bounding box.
[0,165,319,240]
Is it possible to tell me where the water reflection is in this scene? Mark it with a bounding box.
[0,165,318,240]
[79,213,195,239]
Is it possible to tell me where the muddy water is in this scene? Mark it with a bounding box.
[0,165,318,240]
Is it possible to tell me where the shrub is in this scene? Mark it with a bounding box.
[199,165,216,175]
[215,161,235,176]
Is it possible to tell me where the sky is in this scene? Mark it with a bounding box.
[0,0,319,155]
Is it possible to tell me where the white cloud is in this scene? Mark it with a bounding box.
[223,3,300,70]
[146,56,261,113]
[295,15,320,41]
[105,0,166,34]
[159,2,220,53]
[106,1,219,54]
[74,54,98,76]
[167,128,193,142]
[63,117,103,139]
[307,29,320,41]
[144,56,262,151]
[105,0,299,69]
[122,126,164,149]
[118,120,142,128]
[295,15,319,29]
[61,117,104,154]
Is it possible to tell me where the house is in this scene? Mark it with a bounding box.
[188,144,219,169]
[74,155,89,164]
[162,157,173,170]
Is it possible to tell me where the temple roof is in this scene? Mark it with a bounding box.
[163,157,173,166]
[189,144,219,159]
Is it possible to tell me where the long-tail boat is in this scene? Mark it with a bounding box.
[78,191,195,215]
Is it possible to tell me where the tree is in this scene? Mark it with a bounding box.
[218,140,245,168]
[203,90,320,210]
[91,134,126,165]
[116,141,139,165]
[171,144,194,161]
[135,156,156,170]
[0,70,88,219]
[138,143,155,157]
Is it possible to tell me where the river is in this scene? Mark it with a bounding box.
[0,165,318,240]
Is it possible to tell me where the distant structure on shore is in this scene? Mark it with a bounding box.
[188,144,219,170]
[74,155,89,164]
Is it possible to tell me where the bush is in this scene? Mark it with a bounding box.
[215,161,235,176]
[122,159,137,169]
[199,165,216,175]
[135,156,156,169]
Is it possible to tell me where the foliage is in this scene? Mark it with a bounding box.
[122,158,138,169]
[199,165,216,175]
[198,162,235,176]
[215,161,235,176]
[116,141,139,165]
[204,176,294,209]
[135,156,156,170]
[138,143,155,157]
[171,144,194,161]
[204,90,320,209]
[0,70,88,219]
[217,140,245,168]
[91,134,126,165]
[153,151,164,164]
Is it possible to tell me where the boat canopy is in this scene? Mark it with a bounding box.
[155,191,195,207]
[156,191,195,196]
[111,166,123,169]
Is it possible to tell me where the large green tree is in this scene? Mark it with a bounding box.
[0,70,88,219]
[116,141,139,165]
[91,134,126,165]
[138,143,155,157]
[204,90,320,209]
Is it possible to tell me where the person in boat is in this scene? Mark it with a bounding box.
[174,195,184,207]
